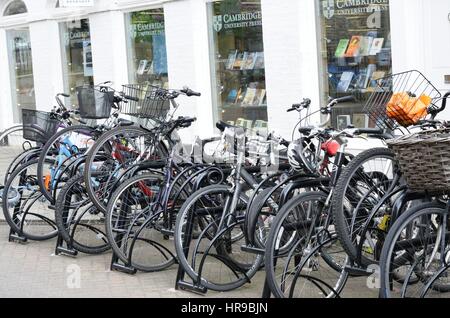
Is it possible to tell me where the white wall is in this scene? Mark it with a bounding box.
[390,0,450,118]
[89,10,129,87]
[261,0,322,140]
[29,20,64,111]
[164,0,215,141]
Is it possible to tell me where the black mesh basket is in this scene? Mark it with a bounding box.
[22,109,60,143]
[363,70,441,131]
[76,86,115,119]
[121,84,170,120]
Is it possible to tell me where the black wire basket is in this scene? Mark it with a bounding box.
[22,109,61,143]
[363,70,442,131]
[121,84,170,120]
[76,86,115,119]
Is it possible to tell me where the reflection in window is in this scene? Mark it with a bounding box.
[208,0,268,134]
[3,0,27,16]
[7,28,36,123]
[60,19,94,107]
[317,0,392,129]
[126,9,168,87]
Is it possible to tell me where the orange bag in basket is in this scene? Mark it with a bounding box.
[386,92,431,126]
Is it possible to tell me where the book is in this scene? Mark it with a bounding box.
[226,50,238,70]
[335,39,350,58]
[359,64,377,89]
[345,36,362,57]
[242,88,257,106]
[240,52,249,70]
[366,64,377,86]
[243,52,257,70]
[378,48,391,66]
[353,114,370,129]
[337,115,352,131]
[359,36,374,56]
[226,89,238,104]
[137,60,148,75]
[233,52,244,69]
[369,38,384,55]
[235,88,246,104]
[337,72,354,93]
[367,71,387,91]
[254,52,265,69]
[356,68,368,89]
[253,89,266,106]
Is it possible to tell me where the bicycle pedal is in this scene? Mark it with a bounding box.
[344,265,371,277]
[241,245,265,255]
[111,262,138,275]
[177,280,208,295]
[55,246,78,257]
[9,233,28,244]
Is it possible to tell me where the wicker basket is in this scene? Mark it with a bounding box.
[387,129,450,193]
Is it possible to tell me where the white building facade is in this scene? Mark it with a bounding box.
[0,0,449,145]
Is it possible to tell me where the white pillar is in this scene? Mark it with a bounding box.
[89,10,129,88]
[261,0,321,139]
[164,0,215,141]
[29,20,64,112]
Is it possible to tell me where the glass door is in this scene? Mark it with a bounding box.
[7,27,36,123]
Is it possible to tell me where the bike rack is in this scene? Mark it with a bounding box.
[175,166,226,295]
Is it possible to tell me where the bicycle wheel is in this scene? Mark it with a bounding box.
[332,147,400,266]
[265,191,348,298]
[38,125,96,203]
[55,174,110,255]
[380,202,450,298]
[174,184,263,292]
[0,125,41,186]
[84,125,167,213]
[106,173,179,272]
[2,159,57,241]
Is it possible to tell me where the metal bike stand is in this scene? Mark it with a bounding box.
[8,172,28,244]
[175,167,220,295]
[55,234,78,257]
[174,206,208,295]
[109,185,138,275]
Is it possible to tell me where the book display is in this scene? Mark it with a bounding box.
[126,9,168,87]
[209,0,268,133]
[318,1,392,129]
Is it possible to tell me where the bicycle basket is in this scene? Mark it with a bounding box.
[363,70,441,131]
[387,129,450,194]
[121,84,170,120]
[76,86,115,119]
[22,109,60,143]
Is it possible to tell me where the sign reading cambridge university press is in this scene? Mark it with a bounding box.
[322,0,389,19]
[213,11,262,32]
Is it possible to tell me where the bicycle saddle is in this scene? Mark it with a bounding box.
[118,118,134,126]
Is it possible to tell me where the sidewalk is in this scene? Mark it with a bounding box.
[0,224,378,298]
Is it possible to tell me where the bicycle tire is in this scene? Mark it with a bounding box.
[332,147,398,266]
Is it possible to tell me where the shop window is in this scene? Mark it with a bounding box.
[60,19,94,107]
[208,0,268,134]
[4,0,27,16]
[126,9,168,87]
[6,27,36,122]
[317,0,392,129]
